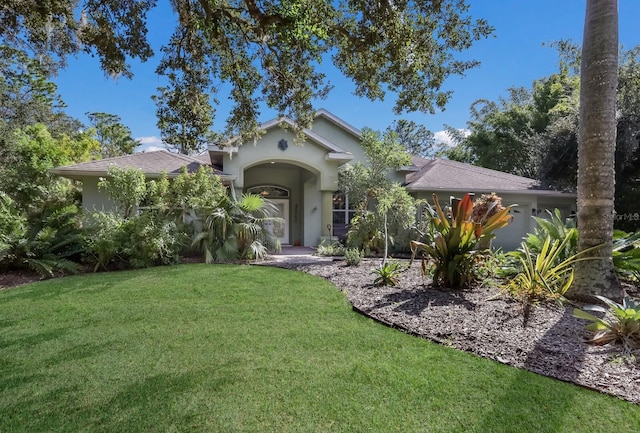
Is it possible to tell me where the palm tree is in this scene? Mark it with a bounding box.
[570,0,624,300]
[192,191,282,263]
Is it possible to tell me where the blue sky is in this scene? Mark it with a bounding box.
[53,1,640,151]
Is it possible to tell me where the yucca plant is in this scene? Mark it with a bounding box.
[573,296,640,354]
[410,193,513,288]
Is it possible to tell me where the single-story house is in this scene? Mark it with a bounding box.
[52,109,576,251]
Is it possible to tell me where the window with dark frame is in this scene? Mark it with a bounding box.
[332,192,356,238]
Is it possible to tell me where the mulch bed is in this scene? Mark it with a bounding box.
[273,258,640,405]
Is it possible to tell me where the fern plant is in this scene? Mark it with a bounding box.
[574,296,640,354]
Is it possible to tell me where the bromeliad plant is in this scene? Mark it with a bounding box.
[573,296,640,355]
[410,193,513,288]
[372,260,405,286]
[505,233,599,305]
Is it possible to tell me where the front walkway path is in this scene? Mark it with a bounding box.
[261,246,336,265]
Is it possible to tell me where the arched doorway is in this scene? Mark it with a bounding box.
[247,185,290,245]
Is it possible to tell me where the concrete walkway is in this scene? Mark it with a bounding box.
[261,246,335,265]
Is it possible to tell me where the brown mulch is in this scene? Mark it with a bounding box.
[2,259,639,405]
[274,258,640,405]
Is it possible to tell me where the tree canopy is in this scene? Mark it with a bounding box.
[1,0,493,152]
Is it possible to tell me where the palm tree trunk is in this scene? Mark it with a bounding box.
[570,0,624,300]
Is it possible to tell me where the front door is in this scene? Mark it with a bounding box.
[265,199,289,245]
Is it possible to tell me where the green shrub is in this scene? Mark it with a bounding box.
[316,239,345,257]
[372,260,405,286]
[121,213,185,268]
[1,193,83,277]
[344,248,364,266]
[574,295,640,355]
[505,234,592,305]
[85,211,185,270]
[192,193,281,262]
[612,230,640,281]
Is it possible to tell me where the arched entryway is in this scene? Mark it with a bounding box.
[244,162,321,246]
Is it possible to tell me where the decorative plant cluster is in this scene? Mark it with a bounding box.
[574,296,640,355]
[315,239,345,257]
[504,233,599,305]
[344,248,364,266]
[410,193,513,288]
[372,260,405,286]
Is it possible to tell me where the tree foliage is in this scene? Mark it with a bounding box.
[1,0,493,144]
[86,112,138,158]
[339,128,416,254]
[0,0,155,76]
[387,119,441,158]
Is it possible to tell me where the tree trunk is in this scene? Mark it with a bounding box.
[569,0,624,300]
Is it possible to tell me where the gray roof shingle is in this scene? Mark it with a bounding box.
[51,150,228,178]
[405,158,540,192]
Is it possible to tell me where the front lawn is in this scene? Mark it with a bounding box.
[0,264,638,432]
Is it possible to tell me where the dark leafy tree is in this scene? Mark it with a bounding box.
[387,119,439,158]
[86,112,138,158]
[1,1,493,144]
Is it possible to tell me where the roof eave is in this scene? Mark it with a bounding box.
[405,185,576,197]
[325,152,354,162]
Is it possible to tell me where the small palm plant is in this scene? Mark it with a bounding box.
[574,296,640,355]
[192,192,281,262]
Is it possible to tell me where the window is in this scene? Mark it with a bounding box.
[332,192,356,238]
[246,185,289,198]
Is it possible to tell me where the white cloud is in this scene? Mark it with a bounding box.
[135,136,165,153]
[433,128,470,148]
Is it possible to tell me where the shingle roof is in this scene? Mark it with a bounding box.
[405,158,540,192]
[51,150,229,179]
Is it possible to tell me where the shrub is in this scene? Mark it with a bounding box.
[192,193,281,262]
[1,193,83,277]
[344,248,364,266]
[410,193,513,288]
[372,260,405,286]
[612,230,640,281]
[316,239,345,257]
[505,234,588,305]
[84,212,124,271]
[121,213,185,268]
[574,295,640,355]
[85,211,186,270]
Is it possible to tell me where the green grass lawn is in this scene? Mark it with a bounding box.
[1,264,638,432]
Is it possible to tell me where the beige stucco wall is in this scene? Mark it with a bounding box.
[80,176,118,214]
[223,127,343,191]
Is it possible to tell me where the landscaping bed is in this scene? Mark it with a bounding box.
[280,259,640,405]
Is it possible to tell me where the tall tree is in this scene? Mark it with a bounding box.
[387,119,439,158]
[86,112,138,158]
[570,0,623,300]
[1,1,493,143]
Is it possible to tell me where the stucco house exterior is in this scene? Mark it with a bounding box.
[52,109,576,251]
